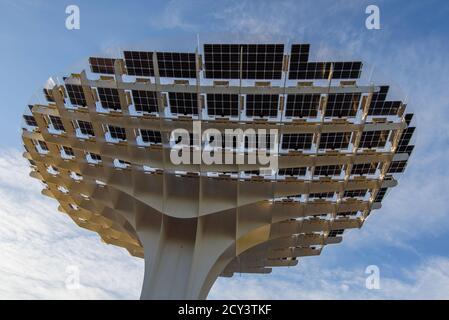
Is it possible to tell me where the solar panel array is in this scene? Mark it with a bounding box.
[368,86,402,116]
[319,132,351,150]
[309,192,334,199]
[278,167,307,176]
[156,52,196,78]
[351,162,379,175]
[123,51,154,77]
[65,84,87,107]
[108,125,127,141]
[204,44,284,79]
[97,87,121,110]
[374,188,388,202]
[289,44,362,80]
[328,229,344,237]
[91,43,366,82]
[387,161,408,173]
[49,115,65,131]
[123,51,197,78]
[140,129,162,144]
[285,94,320,117]
[359,130,389,148]
[281,133,313,150]
[207,94,239,117]
[246,94,279,117]
[89,57,116,74]
[168,92,198,115]
[78,120,95,136]
[24,115,37,127]
[22,42,416,281]
[132,90,159,113]
[344,189,368,198]
[314,165,342,176]
[325,93,360,117]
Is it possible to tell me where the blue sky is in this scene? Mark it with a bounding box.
[1,0,449,299]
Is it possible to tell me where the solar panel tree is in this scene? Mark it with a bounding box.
[22,42,415,299]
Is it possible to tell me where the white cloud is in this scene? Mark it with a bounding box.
[210,256,449,299]
[0,149,143,299]
[148,0,197,31]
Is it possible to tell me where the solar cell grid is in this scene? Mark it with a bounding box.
[281,133,313,150]
[140,129,162,144]
[65,84,87,107]
[77,120,95,136]
[314,165,342,176]
[290,44,310,63]
[405,114,414,126]
[97,87,121,110]
[89,57,116,74]
[328,229,344,237]
[396,145,414,156]
[374,188,387,202]
[332,62,362,79]
[156,52,196,78]
[397,127,415,147]
[319,132,351,150]
[124,51,154,77]
[132,90,159,113]
[278,167,307,176]
[309,192,334,198]
[49,115,65,131]
[207,94,239,117]
[368,101,401,116]
[168,92,198,115]
[246,94,279,117]
[203,44,284,79]
[108,125,127,141]
[24,115,37,127]
[289,44,362,80]
[387,161,408,173]
[351,162,378,175]
[285,94,320,117]
[289,62,331,80]
[325,93,360,117]
[359,130,389,148]
[343,189,367,198]
[368,86,401,116]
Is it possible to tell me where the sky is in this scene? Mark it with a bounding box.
[0,0,449,299]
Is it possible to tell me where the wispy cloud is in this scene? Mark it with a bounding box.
[148,0,198,31]
[210,256,449,299]
[0,150,143,299]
